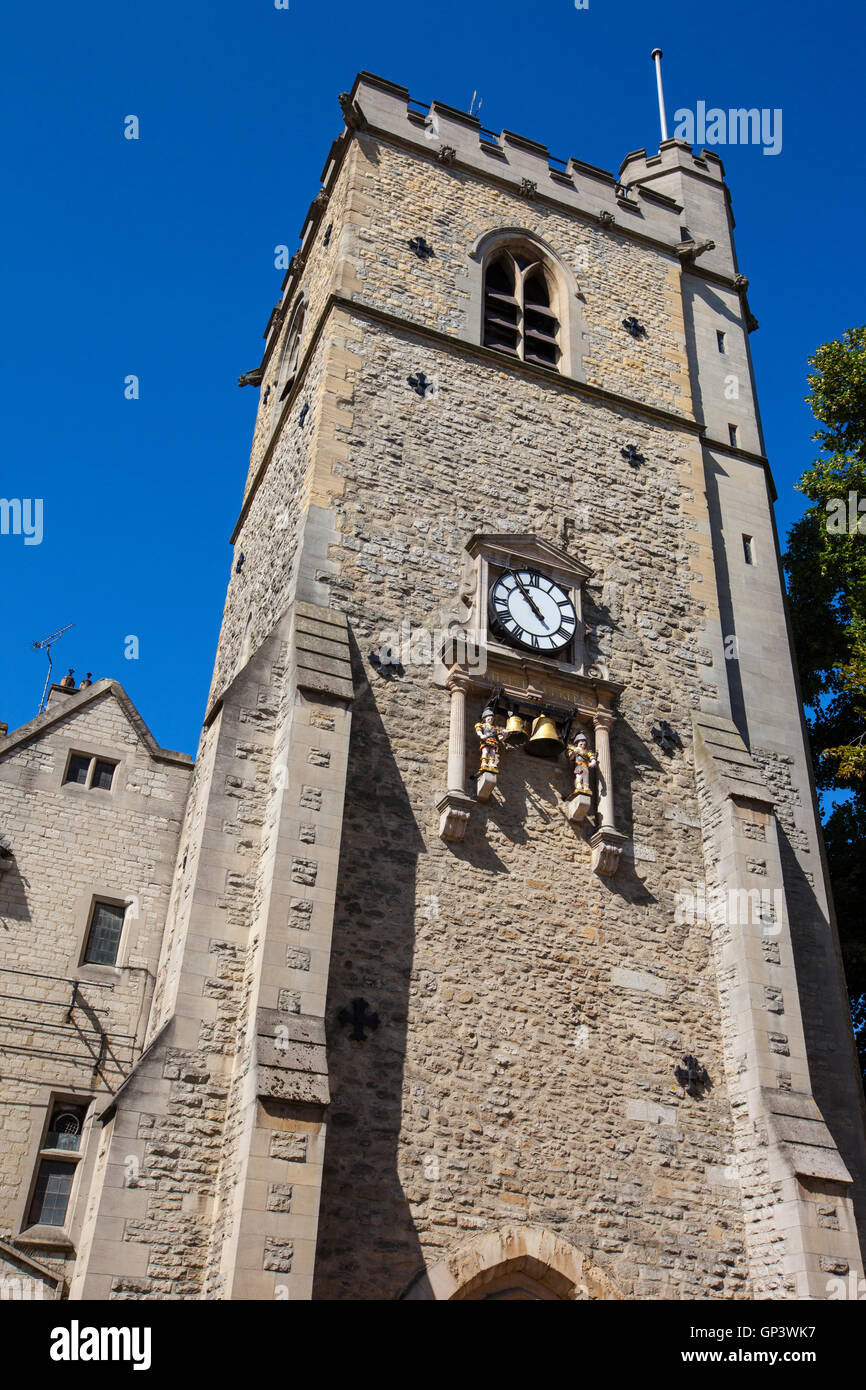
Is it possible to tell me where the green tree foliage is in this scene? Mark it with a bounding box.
[783,327,866,1083]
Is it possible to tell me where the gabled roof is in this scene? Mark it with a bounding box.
[0,679,193,769]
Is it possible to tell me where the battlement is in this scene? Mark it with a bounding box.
[341,72,737,269]
[267,71,743,358]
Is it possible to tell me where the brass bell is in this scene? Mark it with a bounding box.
[524,714,566,759]
[504,712,529,748]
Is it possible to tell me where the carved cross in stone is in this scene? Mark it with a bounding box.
[338,997,379,1041]
[651,720,681,754]
[621,443,644,467]
[408,236,435,260]
[407,372,434,398]
[674,1054,709,1097]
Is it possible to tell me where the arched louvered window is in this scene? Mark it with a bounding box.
[272,298,306,423]
[483,249,560,370]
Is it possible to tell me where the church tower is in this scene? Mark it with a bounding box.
[2,72,865,1301]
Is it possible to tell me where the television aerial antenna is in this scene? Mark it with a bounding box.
[32,623,74,714]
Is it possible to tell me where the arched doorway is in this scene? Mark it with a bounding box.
[402,1225,622,1301]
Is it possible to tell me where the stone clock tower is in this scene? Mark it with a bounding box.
[3,72,865,1302]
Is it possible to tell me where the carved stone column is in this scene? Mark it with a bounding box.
[589,707,626,876]
[436,675,474,841]
[593,710,615,828]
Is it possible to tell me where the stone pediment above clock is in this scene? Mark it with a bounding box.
[465,534,593,585]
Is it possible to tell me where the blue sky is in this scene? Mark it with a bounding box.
[2,0,863,756]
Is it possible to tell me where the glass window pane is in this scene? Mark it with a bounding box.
[84,901,125,965]
[65,755,91,785]
[92,760,116,790]
[28,1160,74,1227]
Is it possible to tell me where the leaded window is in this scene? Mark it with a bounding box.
[83,900,126,966]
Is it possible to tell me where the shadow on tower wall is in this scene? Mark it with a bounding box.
[312,640,426,1299]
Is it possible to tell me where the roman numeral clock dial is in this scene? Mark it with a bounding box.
[488,569,577,655]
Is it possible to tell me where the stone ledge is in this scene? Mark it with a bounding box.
[762,1088,853,1184]
[256,1009,330,1107]
[693,712,774,806]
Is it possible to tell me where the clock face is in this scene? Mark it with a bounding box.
[488,569,577,655]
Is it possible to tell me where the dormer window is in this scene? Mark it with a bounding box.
[483,250,560,370]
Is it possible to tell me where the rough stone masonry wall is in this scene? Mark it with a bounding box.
[346,135,691,417]
[0,691,190,1286]
[208,337,326,706]
[73,650,285,1300]
[244,142,360,497]
[146,718,220,1038]
[201,648,289,1297]
[693,765,787,1295]
[294,314,749,1299]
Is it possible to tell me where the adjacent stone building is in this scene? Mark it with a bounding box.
[1,72,864,1301]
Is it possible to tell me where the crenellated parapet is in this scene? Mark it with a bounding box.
[339,72,746,279]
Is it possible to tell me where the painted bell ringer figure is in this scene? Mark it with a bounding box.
[568,731,597,795]
[475,706,507,802]
[562,730,597,822]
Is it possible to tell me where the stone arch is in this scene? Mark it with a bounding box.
[270,292,308,429]
[401,1225,622,1301]
[466,227,586,381]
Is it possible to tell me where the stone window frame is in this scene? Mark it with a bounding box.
[57,739,126,798]
[467,227,585,382]
[61,748,120,793]
[16,1090,94,1249]
[67,887,136,980]
[269,292,308,432]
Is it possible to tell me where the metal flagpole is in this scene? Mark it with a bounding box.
[651,49,669,143]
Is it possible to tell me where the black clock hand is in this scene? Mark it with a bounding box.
[514,574,545,622]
